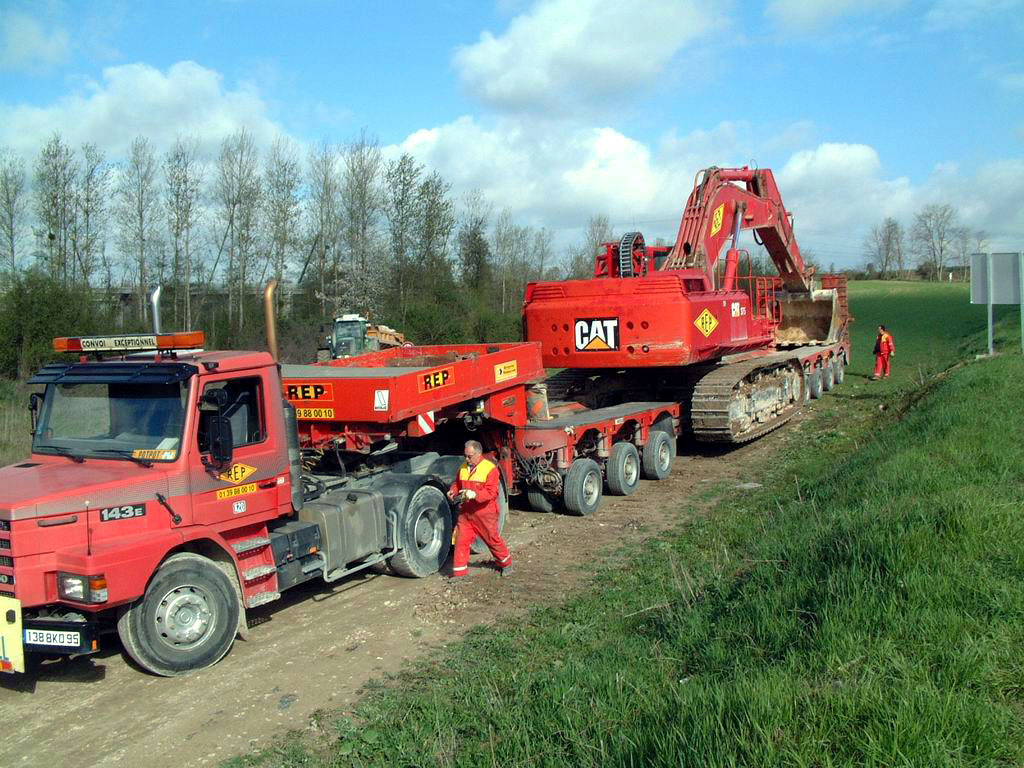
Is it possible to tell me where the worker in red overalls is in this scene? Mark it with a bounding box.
[872,324,894,379]
[447,440,512,578]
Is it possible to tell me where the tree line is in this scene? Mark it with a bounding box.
[862,204,987,280]
[0,130,613,377]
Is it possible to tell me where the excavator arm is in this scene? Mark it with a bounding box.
[662,167,812,293]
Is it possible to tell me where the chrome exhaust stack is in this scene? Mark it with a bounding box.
[264,280,279,362]
[150,285,163,335]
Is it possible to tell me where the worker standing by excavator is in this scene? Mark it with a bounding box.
[872,324,894,379]
[448,440,513,578]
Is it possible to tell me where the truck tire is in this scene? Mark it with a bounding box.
[641,430,673,481]
[833,357,845,385]
[389,485,453,578]
[651,415,678,462]
[526,489,557,513]
[806,370,823,400]
[563,458,602,516]
[471,476,508,554]
[116,552,240,677]
[606,441,640,496]
[821,361,835,392]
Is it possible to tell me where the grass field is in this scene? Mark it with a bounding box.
[225,279,1024,767]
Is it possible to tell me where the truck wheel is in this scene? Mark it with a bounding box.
[641,430,673,480]
[821,361,835,392]
[652,416,678,461]
[806,370,823,400]
[833,357,845,385]
[563,458,602,516]
[471,477,508,554]
[389,485,453,578]
[526,489,557,513]
[116,552,240,677]
[606,442,640,496]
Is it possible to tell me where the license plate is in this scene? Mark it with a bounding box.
[25,628,80,647]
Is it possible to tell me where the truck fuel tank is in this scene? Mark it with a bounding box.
[298,488,388,575]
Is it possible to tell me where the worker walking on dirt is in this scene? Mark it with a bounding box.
[448,440,513,578]
[872,325,894,379]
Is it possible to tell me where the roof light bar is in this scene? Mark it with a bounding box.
[53,331,206,354]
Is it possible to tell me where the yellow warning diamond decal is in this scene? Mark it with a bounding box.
[694,308,719,338]
[218,462,257,484]
[710,203,725,237]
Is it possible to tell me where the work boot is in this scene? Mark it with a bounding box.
[499,563,514,578]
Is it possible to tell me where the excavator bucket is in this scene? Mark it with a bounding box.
[774,289,841,346]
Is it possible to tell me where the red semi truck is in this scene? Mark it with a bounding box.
[0,291,683,676]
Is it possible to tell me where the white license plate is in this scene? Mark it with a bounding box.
[24,629,80,647]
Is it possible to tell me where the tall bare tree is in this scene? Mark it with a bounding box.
[383,153,422,322]
[164,137,203,327]
[566,214,612,280]
[34,133,77,285]
[340,130,383,313]
[117,137,161,321]
[305,141,343,315]
[863,217,905,279]
[0,148,27,275]
[263,136,302,311]
[215,130,261,330]
[73,143,109,287]
[911,203,957,280]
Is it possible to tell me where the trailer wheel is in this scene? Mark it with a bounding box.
[821,361,835,392]
[116,552,240,677]
[471,476,508,554]
[833,357,845,386]
[806,370,823,400]
[606,442,640,496]
[641,430,673,480]
[526,489,557,513]
[651,416,678,462]
[563,458,603,516]
[389,485,453,578]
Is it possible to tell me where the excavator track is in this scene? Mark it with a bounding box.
[690,356,803,444]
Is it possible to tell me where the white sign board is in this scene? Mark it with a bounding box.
[971,253,1022,304]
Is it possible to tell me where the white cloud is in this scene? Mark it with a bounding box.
[924,0,1024,31]
[765,0,905,30]
[0,9,69,73]
[0,61,292,161]
[453,0,721,114]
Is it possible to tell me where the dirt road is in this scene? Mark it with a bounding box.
[0,413,810,767]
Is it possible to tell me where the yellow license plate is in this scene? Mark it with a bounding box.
[0,595,24,674]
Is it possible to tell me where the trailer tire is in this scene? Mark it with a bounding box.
[833,357,845,385]
[821,361,835,392]
[116,552,239,677]
[471,476,508,554]
[563,458,602,516]
[606,441,640,496]
[806,370,823,400]
[641,430,673,481]
[651,416,678,461]
[389,485,453,578]
[526,489,557,513]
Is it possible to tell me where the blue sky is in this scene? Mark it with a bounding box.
[2,0,1022,267]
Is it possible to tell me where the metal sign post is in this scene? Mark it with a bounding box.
[987,253,994,356]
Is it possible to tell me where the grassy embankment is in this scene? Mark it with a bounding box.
[227,279,1024,767]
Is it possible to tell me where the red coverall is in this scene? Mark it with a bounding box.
[449,458,511,576]
[873,331,894,378]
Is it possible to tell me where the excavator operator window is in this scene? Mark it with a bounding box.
[198,377,265,452]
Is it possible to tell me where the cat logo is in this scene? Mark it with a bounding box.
[574,318,619,351]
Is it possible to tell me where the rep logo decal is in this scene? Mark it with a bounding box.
[418,366,455,393]
[218,462,256,484]
[710,203,725,237]
[574,318,619,351]
[285,383,334,402]
[694,308,719,338]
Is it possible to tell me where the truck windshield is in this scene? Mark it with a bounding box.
[333,321,365,357]
[33,381,188,462]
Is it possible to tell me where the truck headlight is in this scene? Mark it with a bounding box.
[57,572,108,604]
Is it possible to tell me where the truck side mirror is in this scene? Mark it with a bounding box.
[208,415,233,466]
[202,388,230,410]
[28,392,42,433]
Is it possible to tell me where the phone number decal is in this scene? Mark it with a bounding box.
[216,483,257,500]
[295,407,335,420]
